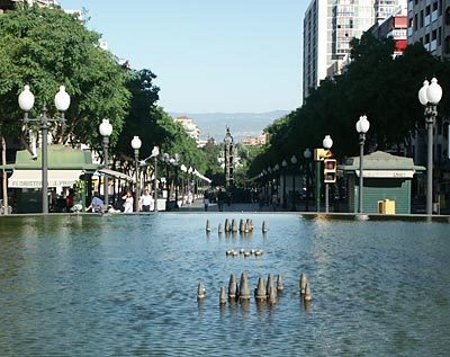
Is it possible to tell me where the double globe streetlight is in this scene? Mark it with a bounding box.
[356,115,370,214]
[18,85,71,214]
[418,78,442,216]
[99,119,113,210]
[303,148,312,211]
[290,155,297,211]
[282,159,288,209]
[131,136,142,212]
[322,135,333,213]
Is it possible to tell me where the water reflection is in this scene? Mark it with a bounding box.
[0,214,449,355]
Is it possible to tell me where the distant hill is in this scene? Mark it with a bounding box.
[169,110,290,142]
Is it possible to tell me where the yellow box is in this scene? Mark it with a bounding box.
[378,199,396,214]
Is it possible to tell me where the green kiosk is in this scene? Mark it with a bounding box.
[5,145,98,213]
[340,151,425,214]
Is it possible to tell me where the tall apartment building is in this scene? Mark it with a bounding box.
[0,0,59,10]
[407,0,450,208]
[303,0,405,98]
[174,115,203,146]
[371,4,408,56]
[406,0,447,58]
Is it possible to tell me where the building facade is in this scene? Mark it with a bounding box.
[0,0,59,10]
[407,0,445,58]
[371,4,408,55]
[303,0,406,98]
[173,115,202,146]
[407,0,450,211]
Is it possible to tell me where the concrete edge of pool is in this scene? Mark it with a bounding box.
[1,212,449,223]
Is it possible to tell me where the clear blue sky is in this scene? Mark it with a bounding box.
[61,0,307,113]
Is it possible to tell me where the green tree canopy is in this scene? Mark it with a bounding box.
[248,32,445,179]
[0,5,130,145]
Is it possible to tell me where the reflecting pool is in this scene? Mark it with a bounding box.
[0,214,449,356]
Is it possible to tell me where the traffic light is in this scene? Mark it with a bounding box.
[323,159,337,183]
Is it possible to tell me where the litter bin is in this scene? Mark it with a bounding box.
[378,199,396,214]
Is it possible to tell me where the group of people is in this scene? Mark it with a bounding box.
[87,189,156,213]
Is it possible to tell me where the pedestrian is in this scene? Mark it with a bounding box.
[203,195,210,211]
[122,190,134,213]
[87,192,103,213]
[140,189,153,212]
[217,188,225,212]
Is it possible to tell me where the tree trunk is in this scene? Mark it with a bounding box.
[1,135,8,215]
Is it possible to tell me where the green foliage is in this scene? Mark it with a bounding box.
[0,5,130,144]
[113,68,206,173]
[249,32,445,178]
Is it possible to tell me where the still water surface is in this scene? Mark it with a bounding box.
[0,214,449,356]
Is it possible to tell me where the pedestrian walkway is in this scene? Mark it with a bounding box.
[178,199,287,212]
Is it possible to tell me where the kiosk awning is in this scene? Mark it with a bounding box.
[98,168,135,182]
[8,169,83,188]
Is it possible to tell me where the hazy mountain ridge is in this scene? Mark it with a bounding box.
[170,110,289,142]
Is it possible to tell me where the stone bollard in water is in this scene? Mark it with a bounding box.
[268,284,277,304]
[299,273,308,295]
[228,274,238,300]
[262,221,268,233]
[219,287,227,305]
[239,219,245,233]
[206,219,211,232]
[239,271,250,301]
[197,282,206,300]
[266,273,277,300]
[276,274,284,292]
[225,219,231,233]
[218,223,223,234]
[254,276,267,302]
[303,282,312,302]
[232,219,238,233]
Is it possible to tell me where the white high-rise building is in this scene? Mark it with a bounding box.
[303,0,406,98]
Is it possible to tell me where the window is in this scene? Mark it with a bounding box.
[446,7,450,25]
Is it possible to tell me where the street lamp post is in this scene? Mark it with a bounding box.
[173,154,180,209]
[18,85,71,214]
[303,148,312,211]
[418,78,442,216]
[99,119,113,211]
[290,155,297,211]
[323,135,333,213]
[282,159,288,209]
[274,164,280,207]
[356,115,370,214]
[152,146,160,212]
[131,136,142,212]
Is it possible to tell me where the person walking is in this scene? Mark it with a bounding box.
[122,190,134,213]
[140,189,153,212]
[203,195,210,211]
[217,188,225,212]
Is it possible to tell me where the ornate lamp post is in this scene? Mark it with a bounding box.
[290,155,297,211]
[172,153,180,208]
[131,136,142,212]
[282,159,288,209]
[99,119,113,210]
[223,128,234,188]
[322,135,333,213]
[18,85,70,214]
[152,146,160,212]
[274,164,280,207]
[418,78,442,216]
[356,115,370,214]
[303,148,312,212]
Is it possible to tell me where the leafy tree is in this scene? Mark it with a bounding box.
[0,5,130,146]
[248,32,446,179]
